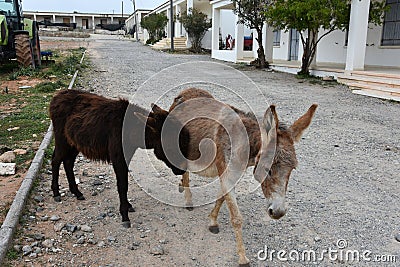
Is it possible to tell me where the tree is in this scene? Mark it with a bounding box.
[265,0,387,75]
[141,13,168,44]
[232,0,269,68]
[178,8,212,53]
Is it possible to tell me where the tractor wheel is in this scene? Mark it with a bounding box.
[32,24,41,67]
[15,33,35,68]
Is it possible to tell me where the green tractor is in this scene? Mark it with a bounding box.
[0,0,40,68]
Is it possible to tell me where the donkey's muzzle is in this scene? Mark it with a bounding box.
[267,206,287,220]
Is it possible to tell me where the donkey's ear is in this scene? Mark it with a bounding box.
[151,103,164,113]
[134,112,156,129]
[290,104,318,143]
[262,105,278,135]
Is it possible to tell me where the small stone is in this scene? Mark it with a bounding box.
[14,149,27,155]
[395,233,400,242]
[80,225,92,233]
[0,163,16,175]
[40,216,49,221]
[107,236,116,242]
[32,134,37,138]
[22,245,32,256]
[0,151,16,163]
[91,191,98,196]
[314,236,321,242]
[151,245,164,255]
[82,169,89,176]
[76,237,85,244]
[50,215,60,221]
[129,242,140,250]
[13,245,21,252]
[54,222,65,232]
[29,252,37,258]
[93,180,103,186]
[65,223,78,233]
[97,241,106,247]
[159,239,167,244]
[33,233,45,241]
[42,239,54,248]
[34,196,44,203]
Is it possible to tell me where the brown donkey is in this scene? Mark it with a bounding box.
[49,89,189,228]
[169,88,317,266]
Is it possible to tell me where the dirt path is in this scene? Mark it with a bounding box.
[5,35,399,267]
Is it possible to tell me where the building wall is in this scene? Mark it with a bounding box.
[25,12,127,30]
[272,24,400,68]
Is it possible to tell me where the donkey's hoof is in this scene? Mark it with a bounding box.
[208,225,219,234]
[76,195,86,201]
[128,207,135,212]
[122,221,131,228]
[239,263,250,267]
[53,196,61,202]
[178,184,184,193]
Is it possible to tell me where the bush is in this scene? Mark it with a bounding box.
[178,9,212,53]
[141,13,168,44]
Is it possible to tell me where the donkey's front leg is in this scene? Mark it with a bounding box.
[225,192,250,266]
[208,195,225,234]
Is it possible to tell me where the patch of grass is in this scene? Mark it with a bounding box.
[34,80,67,93]
[6,247,19,261]
[0,47,88,173]
[4,48,87,82]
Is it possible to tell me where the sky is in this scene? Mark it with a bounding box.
[23,0,166,14]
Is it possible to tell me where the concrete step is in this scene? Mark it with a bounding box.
[337,74,400,87]
[346,82,400,96]
[352,89,400,102]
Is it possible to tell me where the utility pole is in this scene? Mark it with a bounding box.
[170,0,174,51]
[131,0,139,41]
[122,1,124,18]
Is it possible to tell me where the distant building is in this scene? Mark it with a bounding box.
[125,9,151,40]
[24,11,129,31]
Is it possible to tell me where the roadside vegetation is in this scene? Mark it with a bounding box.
[0,48,88,224]
[0,48,87,170]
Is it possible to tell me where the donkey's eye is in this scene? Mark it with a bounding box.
[268,170,272,176]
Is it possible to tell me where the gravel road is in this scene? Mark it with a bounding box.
[6,35,399,267]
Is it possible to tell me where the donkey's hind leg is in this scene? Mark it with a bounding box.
[181,172,193,210]
[208,195,225,234]
[63,147,84,200]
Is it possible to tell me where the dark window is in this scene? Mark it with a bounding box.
[381,0,400,46]
[273,30,281,46]
[100,19,107,25]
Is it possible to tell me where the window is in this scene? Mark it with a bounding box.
[100,19,107,25]
[381,0,400,46]
[273,30,281,46]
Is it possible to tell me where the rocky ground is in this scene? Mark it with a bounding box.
[4,35,399,267]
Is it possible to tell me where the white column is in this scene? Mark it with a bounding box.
[234,15,244,61]
[52,14,56,22]
[34,14,37,21]
[167,9,171,38]
[72,15,76,23]
[92,15,95,30]
[111,16,114,23]
[345,0,371,71]
[265,23,274,62]
[187,0,193,13]
[176,5,182,37]
[211,7,220,54]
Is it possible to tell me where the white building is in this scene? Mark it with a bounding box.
[125,9,151,40]
[24,11,128,31]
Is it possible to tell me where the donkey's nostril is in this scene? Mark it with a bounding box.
[268,207,273,217]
